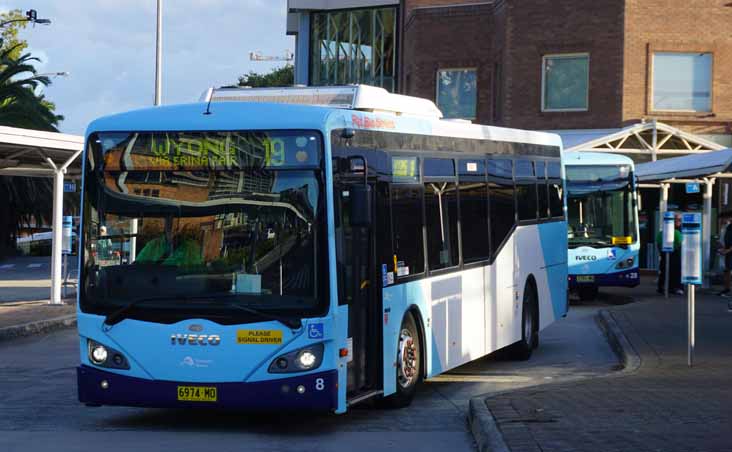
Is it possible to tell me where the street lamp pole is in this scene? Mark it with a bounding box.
[131,0,163,264]
[154,0,162,106]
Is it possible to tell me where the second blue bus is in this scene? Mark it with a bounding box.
[565,152,639,301]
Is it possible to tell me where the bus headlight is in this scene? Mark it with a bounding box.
[91,344,108,364]
[297,350,317,368]
[268,343,324,373]
[87,340,130,370]
[615,257,635,270]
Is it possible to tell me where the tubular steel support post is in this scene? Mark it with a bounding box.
[50,168,64,305]
[651,119,658,162]
[688,284,695,367]
[664,252,670,299]
[702,179,713,288]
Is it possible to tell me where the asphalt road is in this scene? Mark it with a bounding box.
[0,256,78,302]
[0,305,617,452]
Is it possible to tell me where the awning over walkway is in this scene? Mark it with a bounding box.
[0,126,84,305]
[629,148,732,288]
[636,149,732,182]
[556,121,725,161]
[0,126,83,177]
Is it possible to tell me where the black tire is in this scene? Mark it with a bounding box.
[507,283,538,361]
[578,285,598,302]
[381,313,421,408]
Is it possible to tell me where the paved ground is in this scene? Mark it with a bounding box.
[0,301,75,330]
[0,304,617,452]
[0,256,77,303]
[483,281,732,452]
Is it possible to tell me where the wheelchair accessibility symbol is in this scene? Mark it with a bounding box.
[308,323,324,339]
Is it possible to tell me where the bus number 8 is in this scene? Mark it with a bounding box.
[315,378,324,391]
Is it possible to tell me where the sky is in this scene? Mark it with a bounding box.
[7,0,294,135]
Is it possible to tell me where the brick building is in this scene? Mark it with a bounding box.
[287,0,732,146]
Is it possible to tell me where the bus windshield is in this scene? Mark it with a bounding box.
[80,130,326,323]
[566,164,636,248]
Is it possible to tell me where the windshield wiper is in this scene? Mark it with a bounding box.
[103,294,303,329]
[104,295,176,326]
[224,302,302,329]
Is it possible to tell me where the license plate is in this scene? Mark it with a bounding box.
[177,386,217,402]
[576,275,595,283]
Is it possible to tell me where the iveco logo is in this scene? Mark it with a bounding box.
[171,334,221,346]
[576,255,597,261]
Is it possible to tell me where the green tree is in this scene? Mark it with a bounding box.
[0,9,29,59]
[0,14,65,258]
[238,64,294,88]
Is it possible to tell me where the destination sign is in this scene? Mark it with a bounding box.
[101,131,320,171]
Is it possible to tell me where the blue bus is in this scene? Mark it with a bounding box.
[76,85,568,413]
[565,152,639,301]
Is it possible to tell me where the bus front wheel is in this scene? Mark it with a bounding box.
[382,313,421,408]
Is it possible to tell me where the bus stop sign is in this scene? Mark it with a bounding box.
[62,216,73,255]
[662,211,675,252]
[681,213,702,285]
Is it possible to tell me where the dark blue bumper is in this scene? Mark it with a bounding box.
[568,268,640,288]
[77,365,338,411]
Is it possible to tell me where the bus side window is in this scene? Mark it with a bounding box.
[515,159,537,221]
[424,158,458,271]
[535,161,549,219]
[547,161,564,218]
[459,159,489,263]
[390,185,425,278]
[488,159,515,254]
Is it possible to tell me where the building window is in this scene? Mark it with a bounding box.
[310,7,397,92]
[542,53,589,111]
[652,52,712,112]
[436,69,477,119]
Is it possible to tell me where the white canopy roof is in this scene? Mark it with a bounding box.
[555,121,725,159]
[635,148,732,182]
[0,126,84,177]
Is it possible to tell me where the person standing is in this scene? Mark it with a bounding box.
[716,212,732,297]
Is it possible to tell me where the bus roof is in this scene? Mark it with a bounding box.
[563,151,634,167]
[86,98,561,149]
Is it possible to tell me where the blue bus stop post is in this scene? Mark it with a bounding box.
[662,212,675,299]
[681,213,702,368]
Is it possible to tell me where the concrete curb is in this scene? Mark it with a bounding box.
[0,315,76,343]
[595,309,641,372]
[468,397,510,452]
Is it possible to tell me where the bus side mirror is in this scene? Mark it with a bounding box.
[350,184,372,227]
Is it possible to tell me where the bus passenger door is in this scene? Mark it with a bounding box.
[334,178,381,399]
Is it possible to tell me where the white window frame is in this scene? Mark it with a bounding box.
[435,67,478,120]
[650,52,713,113]
[541,53,590,112]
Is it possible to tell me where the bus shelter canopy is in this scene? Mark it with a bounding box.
[0,126,84,305]
[636,149,732,182]
[0,126,83,177]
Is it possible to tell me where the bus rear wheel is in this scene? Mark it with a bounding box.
[507,284,538,360]
[381,313,421,408]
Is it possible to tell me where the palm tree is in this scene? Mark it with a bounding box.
[0,42,65,258]
[0,43,62,130]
